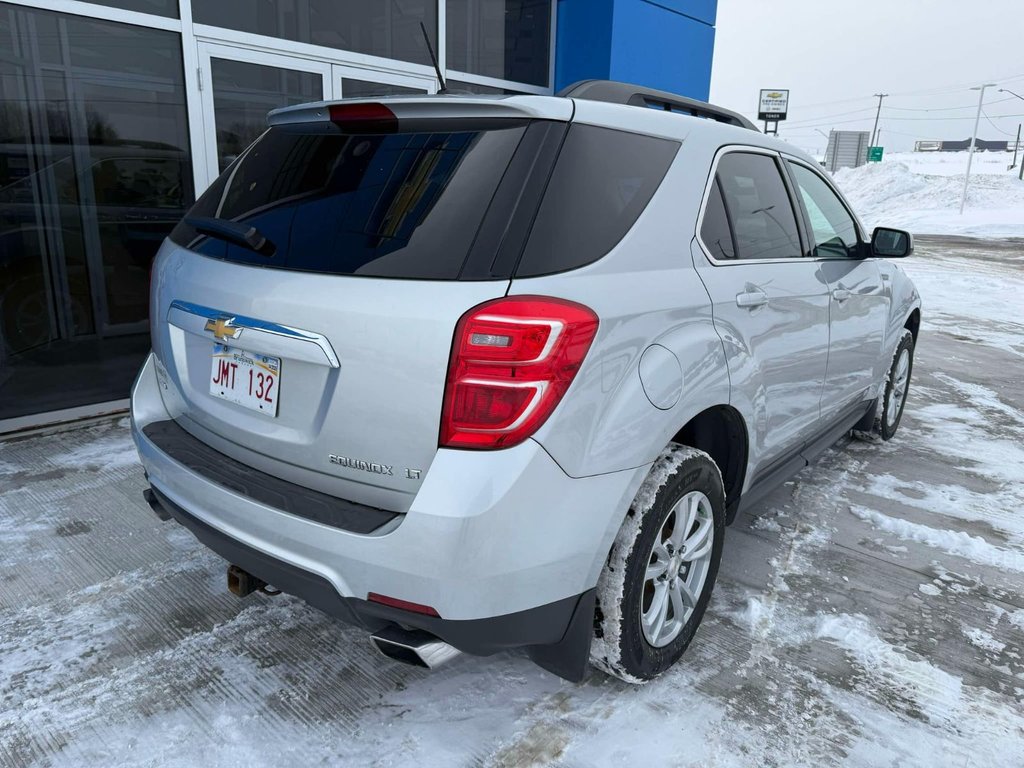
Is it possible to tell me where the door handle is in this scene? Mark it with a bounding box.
[735,289,768,308]
[832,287,852,302]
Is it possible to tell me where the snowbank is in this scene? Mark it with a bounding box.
[833,151,1024,237]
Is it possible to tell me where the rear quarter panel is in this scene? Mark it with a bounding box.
[510,122,731,478]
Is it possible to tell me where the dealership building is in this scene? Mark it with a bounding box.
[0,0,717,430]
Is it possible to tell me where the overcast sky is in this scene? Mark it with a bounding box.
[710,0,1024,154]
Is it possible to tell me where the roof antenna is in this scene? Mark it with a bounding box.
[419,22,447,94]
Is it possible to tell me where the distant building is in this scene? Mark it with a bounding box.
[915,139,1009,152]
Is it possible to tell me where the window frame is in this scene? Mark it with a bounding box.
[694,145,811,265]
[781,155,869,261]
[696,146,880,268]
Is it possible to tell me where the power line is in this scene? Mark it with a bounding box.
[785,70,1024,110]
[981,109,1017,136]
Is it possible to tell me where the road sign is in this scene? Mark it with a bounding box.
[758,89,790,121]
[868,146,884,162]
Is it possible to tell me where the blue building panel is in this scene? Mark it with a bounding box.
[555,0,716,100]
[554,0,615,88]
[638,0,717,26]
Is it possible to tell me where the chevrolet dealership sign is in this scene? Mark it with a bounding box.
[758,89,790,121]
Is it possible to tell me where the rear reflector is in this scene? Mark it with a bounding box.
[440,296,599,450]
[367,592,441,617]
[328,102,398,132]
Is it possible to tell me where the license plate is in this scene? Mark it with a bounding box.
[209,344,280,416]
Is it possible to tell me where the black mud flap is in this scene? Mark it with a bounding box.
[526,588,596,682]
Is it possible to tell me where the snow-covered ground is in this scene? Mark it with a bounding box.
[834,151,1024,237]
[2,238,1023,767]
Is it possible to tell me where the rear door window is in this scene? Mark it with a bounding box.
[170,121,527,279]
[699,178,737,260]
[513,124,679,277]
[712,152,803,261]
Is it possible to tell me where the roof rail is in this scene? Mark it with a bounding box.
[557,80,758,132]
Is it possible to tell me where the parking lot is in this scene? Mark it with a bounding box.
[2,236,1022,767]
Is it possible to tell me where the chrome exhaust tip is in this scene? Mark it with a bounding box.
[370,625,461,669]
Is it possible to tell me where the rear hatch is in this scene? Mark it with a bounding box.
[151,97,571,512]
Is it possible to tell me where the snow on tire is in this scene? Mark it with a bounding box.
[590,444,725,683]
[853,329,915,443]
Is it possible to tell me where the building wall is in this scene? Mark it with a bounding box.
[555,0,717,99]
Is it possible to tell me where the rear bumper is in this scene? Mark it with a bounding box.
[147,485,595,677]
[131,353,648,671]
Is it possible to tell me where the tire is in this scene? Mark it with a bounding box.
[590,444,726,683]
[853,329,914,442]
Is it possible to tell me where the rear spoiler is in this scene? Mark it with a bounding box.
[267,96,573,127]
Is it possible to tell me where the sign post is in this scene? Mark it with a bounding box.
[867,146,884,162]
[758,89,789,135]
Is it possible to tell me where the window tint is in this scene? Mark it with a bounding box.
[714,152,802,261]
[787,162,860,258]
[515,125,679,277]
[700,179,736,260]
[170,122,527,280]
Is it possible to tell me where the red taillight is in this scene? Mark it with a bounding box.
[328,102,397,132]
[440,296,599,450]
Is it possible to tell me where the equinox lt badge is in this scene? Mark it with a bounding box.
[329,454,393,475]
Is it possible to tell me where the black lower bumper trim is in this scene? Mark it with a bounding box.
[142,419,398,534]
[147,487,595,680]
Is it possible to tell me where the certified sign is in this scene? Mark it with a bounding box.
[758,89,790,121]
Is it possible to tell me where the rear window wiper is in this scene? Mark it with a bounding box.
[185,216,276,257]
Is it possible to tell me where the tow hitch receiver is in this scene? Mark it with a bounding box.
[227,564,280,597]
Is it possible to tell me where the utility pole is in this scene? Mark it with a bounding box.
[1013,124,1021,170]
[869,93,888,155]
[999,90,1024,180]
[960,83,997,214]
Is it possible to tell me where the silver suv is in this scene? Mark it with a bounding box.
[132,81,921,683]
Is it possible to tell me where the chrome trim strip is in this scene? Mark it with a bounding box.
[169,300,340,368]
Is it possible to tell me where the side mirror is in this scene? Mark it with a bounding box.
[871,227,914,258]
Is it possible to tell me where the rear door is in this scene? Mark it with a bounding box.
[784,159,887,422]
[692,148,830,479]
[151,101,570,512]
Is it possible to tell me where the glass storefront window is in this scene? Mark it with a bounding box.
[209,59,322,173]
[0,4,191,420]
[341,78,426,98]
[87,0,178,19]
[194,1,438,67]
[446,79,524,95]
[446,0,551,87]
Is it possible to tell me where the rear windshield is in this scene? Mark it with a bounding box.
[170,121,527,279]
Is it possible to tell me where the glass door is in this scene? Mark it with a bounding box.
[197,44,332,183]
[332,65,435,99]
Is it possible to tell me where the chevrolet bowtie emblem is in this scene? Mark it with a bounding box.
[204,316,242,342]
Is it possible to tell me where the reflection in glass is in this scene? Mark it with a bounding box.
[194,1,437,66]
[0,3,191,420]
[445,79,525,95]
[446,0,551,86]
[85,0,178,19]
[211,59,322,173]
[341,78,425,99]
